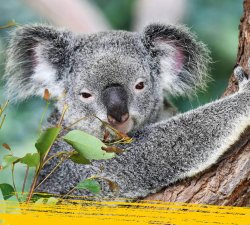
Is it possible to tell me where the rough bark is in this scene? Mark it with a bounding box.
[145,0,250,206]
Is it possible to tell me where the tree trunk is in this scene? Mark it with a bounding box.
[145,0,250,206]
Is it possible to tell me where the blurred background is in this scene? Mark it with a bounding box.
[0,0,243,191]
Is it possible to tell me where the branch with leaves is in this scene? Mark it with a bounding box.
[0,89,131,207]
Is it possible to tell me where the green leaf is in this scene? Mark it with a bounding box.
[76,179,101,194]
[19,193,29,203]
[31,193,53,202]
[35,127,61,160]
[2,155,19,169]
[69,152,91,165]
[34,197,58,205]
[63,130,115,160]
[34,198,46,205]
[20,153,40,168]
[46,197,58,205]
[0,183,15,200]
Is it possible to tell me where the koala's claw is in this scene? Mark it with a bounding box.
[234,66,248,84]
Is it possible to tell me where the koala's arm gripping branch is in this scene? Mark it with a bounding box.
[97,80,250,199]
[146,0,250,206]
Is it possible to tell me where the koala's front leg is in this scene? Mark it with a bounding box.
[93,67,250,199]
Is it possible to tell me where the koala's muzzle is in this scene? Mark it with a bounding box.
[102,85,129,125]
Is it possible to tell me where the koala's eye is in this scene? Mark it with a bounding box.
[135,82,145,90]
[81,92,92,98]
[79,89,94,103]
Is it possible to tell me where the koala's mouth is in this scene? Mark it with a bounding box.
[108,117,134,134]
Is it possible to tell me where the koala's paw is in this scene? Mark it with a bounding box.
[234,66,249,90]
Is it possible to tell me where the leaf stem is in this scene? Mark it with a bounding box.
[0,101,8,130]
[61,186,77,199]
[22,166,29,195]
[35,155,71,191]
[38,101,50,134]
[57,104,68,127]
[11,164,19,201]
[0,101,8,118]
[42,151,72,167]
[63,114,94,130]
[26,170,39,203]
[0,114,6,129]
[0,20,16,29]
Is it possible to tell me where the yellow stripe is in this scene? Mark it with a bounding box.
[0,199,250,225]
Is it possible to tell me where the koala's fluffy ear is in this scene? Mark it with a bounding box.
[4,25,74,101]
[143,24,210,96]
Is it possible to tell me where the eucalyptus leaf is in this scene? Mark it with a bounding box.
[2,155,19,169]
[35,127,61,159]
[34,197,58,205]
[2,143,11,151]
[70,153,91,165]
[34,198,46,205]
[31,193,53,202]
[63,130,115,160]
[76,179,101,194]
[46,197,58,205]
[20,153,40,167]
[0,183,15,200]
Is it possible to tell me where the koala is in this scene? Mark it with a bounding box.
[5,23,246,200]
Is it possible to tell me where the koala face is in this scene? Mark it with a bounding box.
[4,24,209,138]
[64,56,160,136]
[56,31,163,137]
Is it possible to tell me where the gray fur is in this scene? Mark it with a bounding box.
[143,24,210,96]
[5,25,75,100]
[38,67,250,199]
[4,23,234,199]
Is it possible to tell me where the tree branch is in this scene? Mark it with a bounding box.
[145,0,250,206]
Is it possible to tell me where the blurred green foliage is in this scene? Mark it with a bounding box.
[0,0,244,191]
[94,0,135,30]
[176,0,243,111]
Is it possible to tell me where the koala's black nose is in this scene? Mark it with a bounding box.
[102,85,129,125]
